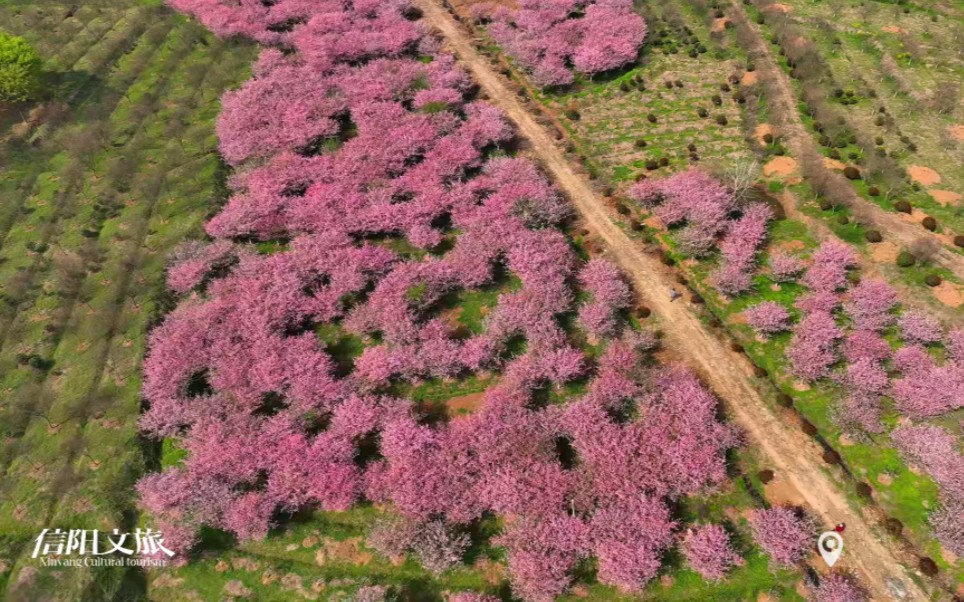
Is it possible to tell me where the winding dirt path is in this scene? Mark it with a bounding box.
[417,1,930,599]
[726,1,964,282]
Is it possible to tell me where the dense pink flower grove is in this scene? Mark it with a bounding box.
[748,506,813,567]
[630,169,770,295]
[744,301,791,337]
[813,573,869,602]
[486,0,648,87]
[140,2,740,598]
[681,524,744,581]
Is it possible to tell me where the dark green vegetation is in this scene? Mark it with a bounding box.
[0,1,254,599]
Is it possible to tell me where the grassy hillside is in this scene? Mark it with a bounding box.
[0,2,254,599]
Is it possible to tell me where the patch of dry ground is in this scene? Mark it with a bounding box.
[908,165,941,186]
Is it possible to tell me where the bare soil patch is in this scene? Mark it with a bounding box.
[741,70,759,86]
[754,123,774,145]
[882,25,908,34]
[711,18,731,32]
[447,391,485,415]
[928,189,961,206]
[908,165,941,186]
[822,157,845,170]
[763,156,798,178]
[870,241,900,264]
[932,281,964,308]
[764,3,792,13]
[949,125,964,141]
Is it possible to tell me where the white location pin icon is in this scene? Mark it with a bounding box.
[818,531,844,567]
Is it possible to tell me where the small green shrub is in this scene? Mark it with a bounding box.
[924,274,942,287]
[896,251,916,267]
[865,230,882,243]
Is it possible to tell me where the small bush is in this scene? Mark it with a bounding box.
[843,166,861,180]
[697,107,708,118]
[730,342,744,353]
[566,109,581,120]
[922,216,937,231]
[896,252,916,268]
[865,230,882,243]
[918,557,938,576]
[776,393,793,408]
[875,136,884,146]
[687,142,697,152]
[647,113,657,123]
[762,133,774,144]
[758,469,775,484]
[822,449,841,465]
[753,365,768,378]
[715,115,728,126]
[894,200,912,214]
[664,80,674,89]
[636,306,651,318]
[659,157,669,167]
[868,186,880,196]
[837,215,849,225]
[675,80,683,88]
[720,83,730,92]
[801,421,818,436]
[645,159,659,170]
[885,518,903,536]
[818,199,834,211]
[711,94,722,106]
[954,235,964,248]
[634,139,647,148]
[856,482,873,499]
[924,274,941,287]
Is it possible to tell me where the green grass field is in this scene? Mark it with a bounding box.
[0,2,254,599]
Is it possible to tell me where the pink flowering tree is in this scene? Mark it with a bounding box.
[813,573,869,602]
[897,310,943,345]
[743,301,791,337]
[577,258,633,339]
[489,0,648,87]
[681,523,744,580]
[768,252,805,282]
[748,506,814,567]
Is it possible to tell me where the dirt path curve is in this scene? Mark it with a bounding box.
[726,1,964,283]
[417,1,929,599]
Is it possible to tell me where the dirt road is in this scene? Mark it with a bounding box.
[726,1,964,283]
[416,1,931,599]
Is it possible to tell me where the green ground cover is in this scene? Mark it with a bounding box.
[0,2,254,599]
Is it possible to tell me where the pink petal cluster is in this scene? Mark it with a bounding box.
[768,251,805,282]
[891,425,964,501]
[813,573,869,602]
[743,301,791,337]
[897,310,943,345]
[842,279,897,332]
[748,506,814,567]
[629,168,734,258]
[712,204,772,295]
[166,240,237,293]
[681,524,744,580]
[890,345,964,419]
[577,258,633,339]
[786,311,842,381]
[488,0,648,87]
[801,241,857,293]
